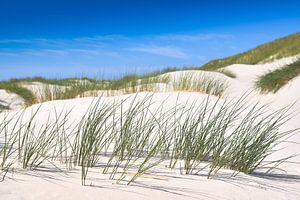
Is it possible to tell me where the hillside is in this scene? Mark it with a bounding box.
[201,32,300,71]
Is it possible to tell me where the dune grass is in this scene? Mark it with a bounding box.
[256,59,300,93]
[0,94,295,185]
[109,74,139,94]
[36,80,108,102]
[19,108,71,169]
[0,82,36,106]
[201,32,300,71]
[2,33,300,104]
[172,73,228,97]
[37,84,66,102]
[1,77,110,105]
[9,76,102,86]
[0,66,230,108]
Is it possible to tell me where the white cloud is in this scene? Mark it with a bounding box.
[157,33,234,42]
[0,33,235,60]
[0,39,32,44]
[128,45,189,59]
[0,52,21,57]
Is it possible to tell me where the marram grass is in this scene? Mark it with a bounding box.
[172,73,228,97]
[0,70,228,109]
[256,59,300,93]
[0,94,296,185]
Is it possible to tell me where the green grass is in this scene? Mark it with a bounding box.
[172,73,228,97]
[0,77,111,105]
[256,59,300,93]
[2,32,300,105]
[72,99,118,185]
[140,67,181,79]
[0,82,36,106]
[19,108,71,170]
[37,80,109,102]
[9,76,103,86]
[1,94,295,185]
[109,74,139,93]
[0,69,228,108]
[201,32,300,71]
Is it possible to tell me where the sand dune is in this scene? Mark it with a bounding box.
[1,56,300,200]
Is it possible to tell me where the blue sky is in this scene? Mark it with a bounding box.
[0,0,300,80]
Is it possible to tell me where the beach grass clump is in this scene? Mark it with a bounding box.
[109,74,139,93]
[102,95,156,181]
[63,79,107,98]
[0,112,23,177]
[37,84,67,102]
[137,75,170,92]
[36,79,110,102]
[167,96,244,174]
[71,100,118,185]
[18,107,70,169]
[0,82,36,106]
[165,95,295,177]
[0,77,110,106]
[256,59,300,93]
[219,105,293,175]
[0,94,296,185]
[172,73,228,97]
[0,107,71,180]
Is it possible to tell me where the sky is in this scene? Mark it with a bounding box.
[0,0,300,80]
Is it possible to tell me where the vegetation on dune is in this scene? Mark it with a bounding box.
[256,59,300,93]
[2,32,300,106]
[201,32,300,71]
[0,82,36,106]
[0,68,228,108]
[37,79,110,102]
[9,76,103,86]
[109,74,139,92]
[0,94,295,185]
[0,76,111,106]
[140,67,182,78]
[172,73,227,97]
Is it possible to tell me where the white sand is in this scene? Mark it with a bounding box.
[1,56,300,199]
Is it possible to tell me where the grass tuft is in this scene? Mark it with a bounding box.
[0,82,36,106]
[256,59,300,93]
[172,73,228,97]
[0,93,296,184]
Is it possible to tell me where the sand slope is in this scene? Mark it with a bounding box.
[1,56,300,200]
